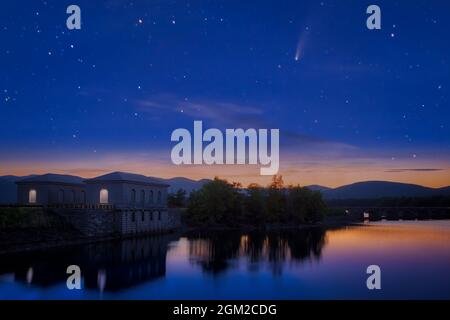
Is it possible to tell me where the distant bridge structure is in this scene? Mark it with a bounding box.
[335,206,450,221]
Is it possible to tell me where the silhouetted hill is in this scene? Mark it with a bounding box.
[321,181,450,200]
[162,177,212,194]
[305,185,332,192]
[0,175,35,204]
[1,175,449,203]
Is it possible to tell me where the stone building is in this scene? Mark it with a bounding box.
[16,173,86,206]
[16,171,180,236]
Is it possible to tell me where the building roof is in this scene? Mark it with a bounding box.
[17,173,85,185]
[84,171,169,187]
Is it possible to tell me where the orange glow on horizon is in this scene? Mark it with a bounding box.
[1,155,449,188]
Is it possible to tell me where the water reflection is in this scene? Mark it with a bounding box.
[186,228,327,276]
[0,234,177,292]
[0,227,327,291]
[1,222,449,299]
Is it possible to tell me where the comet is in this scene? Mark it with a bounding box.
[295,24,311,62]
[295,34,306,62]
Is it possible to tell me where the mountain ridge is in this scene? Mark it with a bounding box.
[0,175,448,203]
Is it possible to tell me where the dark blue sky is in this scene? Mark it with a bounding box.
[0,0,449,187]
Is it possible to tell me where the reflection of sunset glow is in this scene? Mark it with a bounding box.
[325,222,450,256]
[166,222,450,279]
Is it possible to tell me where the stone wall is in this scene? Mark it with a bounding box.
[53,208,181,237]
[117,208,180,235]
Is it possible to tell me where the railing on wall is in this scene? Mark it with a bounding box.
[47,203,115,210]
[121,205,168,210]
[46,203,168,210]
[0,204,44,208]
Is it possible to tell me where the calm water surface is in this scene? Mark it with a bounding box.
[1,220,449,299]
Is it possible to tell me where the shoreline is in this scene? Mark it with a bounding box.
[2,218,449,255]
[0,219,357,255]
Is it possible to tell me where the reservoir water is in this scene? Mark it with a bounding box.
[0,220,449,299]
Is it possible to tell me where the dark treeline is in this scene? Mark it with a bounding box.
[168,175,327,227]
[327,196,450,208]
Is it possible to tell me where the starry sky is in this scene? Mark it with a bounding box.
[0,0,449,187]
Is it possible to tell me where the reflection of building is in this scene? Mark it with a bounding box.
[0,234,177,292]
[16,172,180,235]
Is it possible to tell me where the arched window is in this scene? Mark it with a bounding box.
[149,190,154,204]
[29,189,37,204]
[141,190,145,207]
[157,191,162,204]
[58,190,64,203]
[81,191,86,204]
[100,189,109,204]
[131,189,136,205]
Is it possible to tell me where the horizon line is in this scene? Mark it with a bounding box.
[2,171,449,190]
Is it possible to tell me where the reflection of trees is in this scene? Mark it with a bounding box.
[0,228,330,291]
[188,232,241,274]
[266,234,289,275]
[187,228,328,275]
[285,228,327,261]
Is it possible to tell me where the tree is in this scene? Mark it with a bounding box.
[187,177,243,226]
[287,186,327,223]
[185,175,327,227]
[244,183,267,225]
[266,175,286,222]
[168,188,187,208]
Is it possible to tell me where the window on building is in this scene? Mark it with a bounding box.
[150,211,153,221]
[81,191,86,204]
[141,190,145,207]
[158,211,161,220]
[131,211,135,222]
[29,189,37,204]
[131,189,136,205]
[157,191,162,204]
[141,211,145,221]
[149,190,154,204]
[70,190,76,203]
[100,189,109,204]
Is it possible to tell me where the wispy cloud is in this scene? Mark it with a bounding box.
[137,95,267,127]
[136,94,359,153]
[384,168,444,173]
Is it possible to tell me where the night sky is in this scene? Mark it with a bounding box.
[0,0,449,187]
